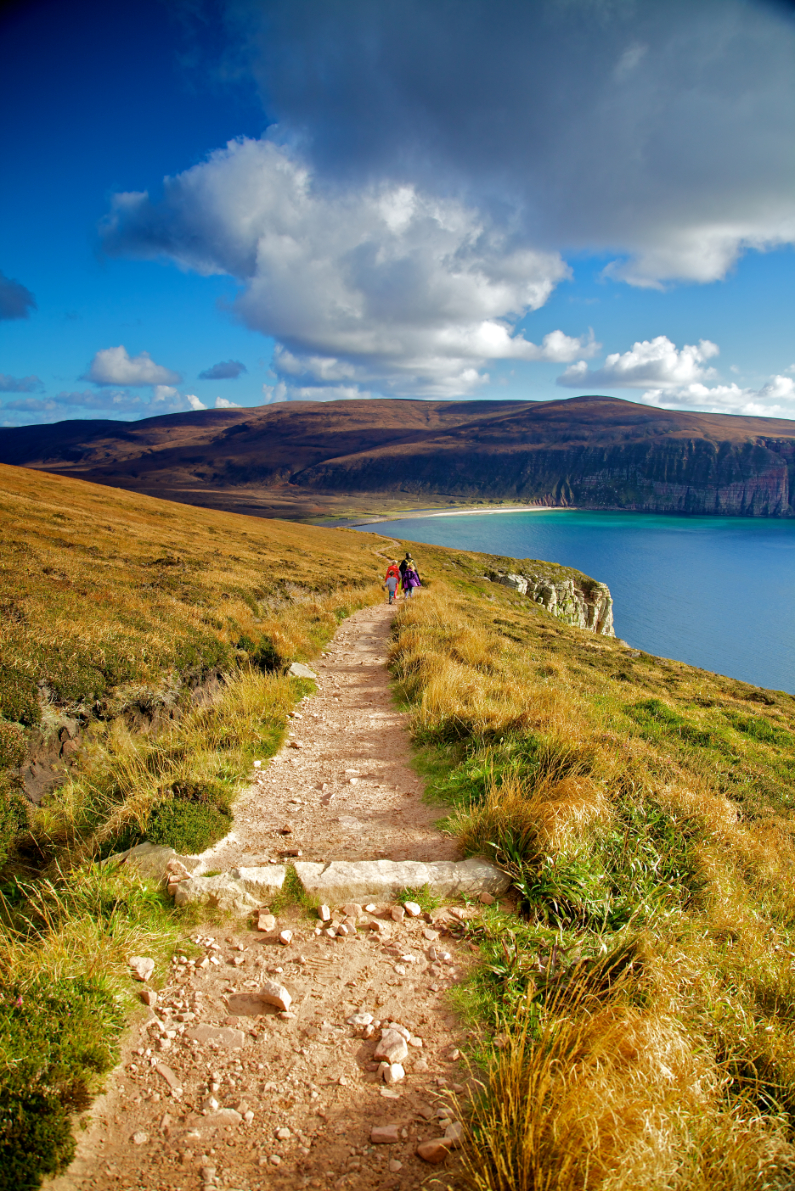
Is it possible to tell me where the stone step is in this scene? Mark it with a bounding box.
[294,858,510,903]
[103,843,509,908]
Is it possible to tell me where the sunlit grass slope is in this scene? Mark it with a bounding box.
[0,462,389,864]
[0,463,388,1187]
[390,581,795,1189]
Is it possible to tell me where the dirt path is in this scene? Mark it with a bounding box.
[47,599,478,1191]
[206,602,457,870]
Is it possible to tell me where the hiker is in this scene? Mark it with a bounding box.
[398,553,415,587]
[384,559,400,604]
[402,561,421,598]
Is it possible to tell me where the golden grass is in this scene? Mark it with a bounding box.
[0,462,388,703]
[466,990,795,1191]
[390,578,795,1189]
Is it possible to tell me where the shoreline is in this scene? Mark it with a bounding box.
[343,503,573,527]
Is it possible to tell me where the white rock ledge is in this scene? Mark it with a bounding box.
[173,874,259,912]
[230,865,287,897]
[101,841,206,883]
[293,858,510,903]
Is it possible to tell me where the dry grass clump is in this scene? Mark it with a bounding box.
[466,990,795,1191]
[453,771,612,864]
[391,574,795,1188]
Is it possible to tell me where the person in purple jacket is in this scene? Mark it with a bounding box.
[402,562,422,598]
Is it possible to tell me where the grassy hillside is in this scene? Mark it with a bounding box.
[390,577,795,1189]
[0,463,393,864]
[0,463,391,1187]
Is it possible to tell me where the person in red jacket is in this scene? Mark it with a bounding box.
[384,560,400,604]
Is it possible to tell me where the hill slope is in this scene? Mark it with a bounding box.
[3,394,794,518]
[2,464,795,1189]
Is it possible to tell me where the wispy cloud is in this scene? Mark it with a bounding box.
[0,373,43,393]
[642,374,795,419]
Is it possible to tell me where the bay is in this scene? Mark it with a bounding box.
[366,510,795,695]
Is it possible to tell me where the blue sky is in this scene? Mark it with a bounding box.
[1,0,794,427]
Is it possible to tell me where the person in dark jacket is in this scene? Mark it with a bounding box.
[399,553,418,581]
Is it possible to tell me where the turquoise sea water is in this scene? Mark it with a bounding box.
[365,510,795,694]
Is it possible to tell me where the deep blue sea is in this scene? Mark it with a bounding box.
[365,510,795,694]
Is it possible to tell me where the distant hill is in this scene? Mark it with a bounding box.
[3,394,794,518]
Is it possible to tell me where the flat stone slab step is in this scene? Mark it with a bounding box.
[102,845,509,909]
[294,858,510,903]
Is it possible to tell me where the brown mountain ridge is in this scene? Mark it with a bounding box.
[3,394,794,519]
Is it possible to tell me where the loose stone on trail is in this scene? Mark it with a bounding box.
[371,1124,400,1144]
[417,1138,452,1163]
[129,956,155,982]
[259,980,292,1012]
[374,1029,409,1065]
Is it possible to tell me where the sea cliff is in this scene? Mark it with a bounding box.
[492,566,615,635]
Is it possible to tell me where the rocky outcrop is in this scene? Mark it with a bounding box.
[494,568,614,635]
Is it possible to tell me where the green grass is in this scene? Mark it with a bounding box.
[0,864,187,1189]
[396,884,442,913]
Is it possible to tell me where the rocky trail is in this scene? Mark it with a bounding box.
[46,600,507,1191]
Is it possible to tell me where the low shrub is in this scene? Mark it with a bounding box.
[147,777,233,854]
[0,778,28,871]
[0,667,39,727]
[0,976,123,1191]
[0,724,26,771]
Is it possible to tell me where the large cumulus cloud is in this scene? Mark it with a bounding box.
[101,138,595,397]
[243,0,795,287]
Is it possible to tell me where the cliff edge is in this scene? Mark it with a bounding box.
[473,555,614,636]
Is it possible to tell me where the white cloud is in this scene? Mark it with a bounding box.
[1,384,212,427]
[556,334,795,418]
[214,396,240,408]
[642,374,795,419]
[558,337,719,390]
[101,138,597,398]
[153,385,179,402]
[84,345,181,387]
[262,381,367,404]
